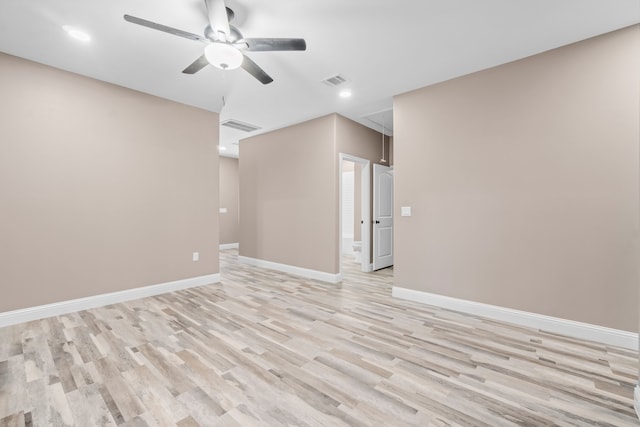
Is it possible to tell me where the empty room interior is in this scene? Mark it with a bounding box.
[1,1,639,425]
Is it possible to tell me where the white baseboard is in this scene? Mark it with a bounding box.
[0,273,221,328]
[238,256,342,284]
[219,243,239,250]
[392,287,638,350]
[635,385,640,420]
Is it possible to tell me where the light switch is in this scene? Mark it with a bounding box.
[219,207,227,213]
[401,206,412,217]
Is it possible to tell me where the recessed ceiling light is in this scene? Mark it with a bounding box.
[63,25,91,42]
[339,89,352,98]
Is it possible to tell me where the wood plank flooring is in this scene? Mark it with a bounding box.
[0,249,637,426]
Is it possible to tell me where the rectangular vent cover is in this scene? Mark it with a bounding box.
[221,119,261,133]
[322,74,347,87]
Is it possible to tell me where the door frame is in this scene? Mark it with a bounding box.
[339,153,371,274]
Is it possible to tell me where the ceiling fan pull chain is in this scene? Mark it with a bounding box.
[381,119,387,163]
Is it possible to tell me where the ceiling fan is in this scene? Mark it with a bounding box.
[124,0,306,84]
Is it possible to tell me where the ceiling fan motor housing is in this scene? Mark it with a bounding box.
[204,24,242,43]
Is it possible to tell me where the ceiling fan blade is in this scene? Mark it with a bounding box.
[124,15,206,42]
[242,38,307,52]
[182,55,210,74]
[205,0,231,41]
[241,54,273,85]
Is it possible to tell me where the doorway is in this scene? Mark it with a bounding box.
[339,154,371,275]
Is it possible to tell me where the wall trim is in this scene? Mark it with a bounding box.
[392,287,638,350]
[219,243,239,250]
[635,385,640,421]
[238,256,342,284]
[0,274,221,328]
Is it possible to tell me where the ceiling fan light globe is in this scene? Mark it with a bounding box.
[205,42,243,70]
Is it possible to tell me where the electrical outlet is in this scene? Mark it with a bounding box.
[192,252,199,262]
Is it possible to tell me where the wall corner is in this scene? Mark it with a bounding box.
[634,385,640,420]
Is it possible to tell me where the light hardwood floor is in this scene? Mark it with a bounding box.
[0,249,637,426]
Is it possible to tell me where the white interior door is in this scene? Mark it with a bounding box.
[373,164,393,270]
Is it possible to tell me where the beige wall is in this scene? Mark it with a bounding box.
[394,26,639,331]
[219,156,239,245]
[239,114,390,275]
[239,115,337,273]
[0,53,219,313]
[336,115,391,165]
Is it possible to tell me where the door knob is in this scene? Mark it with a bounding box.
[375,220,380,224]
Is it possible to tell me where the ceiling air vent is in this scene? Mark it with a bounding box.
[221,119,261,133]
[322,74,347,87]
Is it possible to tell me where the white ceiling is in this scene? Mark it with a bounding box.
[0,1,638,157]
